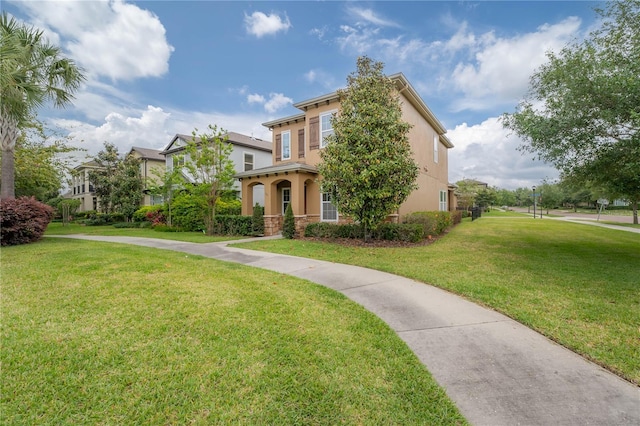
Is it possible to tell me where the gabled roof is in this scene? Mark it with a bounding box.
[73,160,102,170]
[268,73,453,148]
[129,146,164,161]
[161,131,272,155]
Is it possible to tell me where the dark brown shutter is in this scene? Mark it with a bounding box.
[298,128,305,158]
[275,133,281,162]
[309,116,319,150]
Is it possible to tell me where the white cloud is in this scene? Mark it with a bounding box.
[244,11,291,38]
[11,0,174,81]
[447,117,558,189]
[304,69,337,91]
[264,93,293,114]
[347,7,400,28]
[54,105,272,160]
[449,17,582,110]
[247,93,266,105]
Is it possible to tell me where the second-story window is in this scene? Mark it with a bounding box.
[244,152,254,171]
[320,111,335,148]
[282,131,291,160]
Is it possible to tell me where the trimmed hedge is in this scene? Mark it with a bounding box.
[1,197,54,246]
[304,222,424,243]
[403,211,452,236]
[212,215,253,236]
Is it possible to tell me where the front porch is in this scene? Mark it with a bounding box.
[236,163,321,236]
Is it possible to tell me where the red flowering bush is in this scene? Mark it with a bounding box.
[1,197,54,246]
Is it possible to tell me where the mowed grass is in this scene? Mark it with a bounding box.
[1,238,466,425]
[45,222,239,243]
[234,218,640,384]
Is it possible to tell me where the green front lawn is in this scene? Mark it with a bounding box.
[1,238,466,425]
[45,222,240,243]
[234,218,640,385]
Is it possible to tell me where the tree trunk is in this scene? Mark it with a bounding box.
[633,202,638,225]
[0,111,19,199]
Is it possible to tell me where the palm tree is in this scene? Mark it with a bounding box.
[1,12,84,199]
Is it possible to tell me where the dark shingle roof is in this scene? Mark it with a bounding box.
[130,146,165,161]
[162,131,272,154]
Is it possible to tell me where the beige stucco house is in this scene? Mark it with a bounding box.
[235,73,456,236]
[127,146,166,206]
[70,147,165,212]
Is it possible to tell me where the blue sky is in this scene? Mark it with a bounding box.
[4,0,603,189]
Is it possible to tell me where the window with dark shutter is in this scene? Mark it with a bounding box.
[275,133,282,162]
[309,116,319,150]
[298,128,305,158]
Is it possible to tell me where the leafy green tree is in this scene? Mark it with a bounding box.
[0,13,84,199]
[455,179,481,210]
[514,187,532,207]
[538,180,563,214]
[177,125,235,235]
[476,187,498,209]
[88,142,120,214]
[0,118,80,201]
[496,189,516,207]
[146,167,183,227]
[111,154,143,221]
[502,1,639,223]
[318,56,418,241]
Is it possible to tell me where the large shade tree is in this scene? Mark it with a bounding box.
[502,0,640,223]
[318,56,419,240]
[0,13,84,199]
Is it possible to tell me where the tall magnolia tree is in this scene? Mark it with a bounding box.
[177,125,235,235]
[88,142,120,214]
[502,0,640,223]
[318,56,419,240]
[0,13,84,199]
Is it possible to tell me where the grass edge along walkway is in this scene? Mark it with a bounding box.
[233,217,640,385]
[1,238,467,425]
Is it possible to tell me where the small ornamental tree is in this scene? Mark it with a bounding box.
[0,196,54,245]
[318,56,419,241]
[251,203,265,236]
[282,203,295,239]
[178,125,235,235]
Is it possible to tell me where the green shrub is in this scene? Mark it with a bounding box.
[304,222,423,242]
[212,215,253,235]
[172,194,206,232]
[403,211,452,236]
[139,221,152,228]
[216,198,242,215]
[133,205,163,222]
[283,204,295,239]
[251,203,265,236]
[452,210,462,225]
[374,223,424,243]
[110,213,126,223]
[1,197,55,246]
[74,210,95,220]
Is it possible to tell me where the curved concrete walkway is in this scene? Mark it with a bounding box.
[51,234,639,426]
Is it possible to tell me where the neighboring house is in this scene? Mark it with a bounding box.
[70,160,102,212]
[235,73,456,236]
[161,132,272,206]
[69,147,165,212]
[128,146,166,206]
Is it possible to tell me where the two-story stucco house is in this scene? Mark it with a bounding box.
[235,73,456,236]
[161,132,272,206]
[70,147,166,212]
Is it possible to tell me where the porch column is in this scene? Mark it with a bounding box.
[240,179,252,215]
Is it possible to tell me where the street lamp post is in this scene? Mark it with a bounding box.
[532,185,536,218]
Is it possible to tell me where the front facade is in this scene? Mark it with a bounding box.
[236,73,455,236]
[161,132,272,206]
[128,147,166,206]
[70,161,102,212]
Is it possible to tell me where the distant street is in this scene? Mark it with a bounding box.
[509,207,636,224]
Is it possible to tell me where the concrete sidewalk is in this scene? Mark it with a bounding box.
[51,235,639,425]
